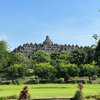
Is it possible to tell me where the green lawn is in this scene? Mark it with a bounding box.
[0,84,100,99]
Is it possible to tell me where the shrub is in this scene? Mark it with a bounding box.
[67,80,76,84]
[87,80,92,84]
[15,80,20,85]
[55,78,64,83]
[34,79,40,84]
[25,80,34,84]
[85,95,94,99]
[40,79,51,83]
[0,81,10,85]
[0,95,17,100]
[25,79,40,84]
[12,80,16,84]
[91,75,98,80]
[0,97,6,100]
[6,95,17,99]
[12,80,20,85]
[81,80,87,84]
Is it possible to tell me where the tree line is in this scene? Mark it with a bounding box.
[0,40,100,82]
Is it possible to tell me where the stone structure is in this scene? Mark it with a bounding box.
[13,35,83,58]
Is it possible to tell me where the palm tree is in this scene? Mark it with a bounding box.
[92,34,98,45]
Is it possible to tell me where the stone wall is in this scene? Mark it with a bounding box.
[13,35,86,58]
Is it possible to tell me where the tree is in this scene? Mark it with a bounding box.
[32,50,50,63]
[55,62,68,80]
[95,39,100,66]
[0,40,8,52]
[69,49,86,65]
[50,51,61,66]
[50,51,60,60]
[55,63,79,80]
[0,63,3,77]
[83,47,95,64]
[92,34,98,44]
[17,64,28,77]
[6,64,28,79]
[6,64,19,79]
[7,52,32,72]
[0,40,11,78]
[66,63,80,77]
[34,63,55,79]
[59,51,70,63]
[12,53,32,66]
[79,64,98,81]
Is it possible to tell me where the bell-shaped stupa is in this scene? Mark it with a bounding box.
[43,35,53,45]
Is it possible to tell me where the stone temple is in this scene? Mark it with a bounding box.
[13,35,83,58]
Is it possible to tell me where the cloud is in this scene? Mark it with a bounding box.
[0,33,8,41]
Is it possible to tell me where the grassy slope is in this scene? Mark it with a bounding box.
[0,84,100,98]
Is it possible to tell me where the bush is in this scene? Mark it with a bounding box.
[12,80,20,85]
[25,79,40,84]
[25,80,34,84]
[55,78,64,84]
[72,90,84,100]
[6,95,17,99]
[34,79,40,84]
[15,80,20,85]
[12,80,16,84]
[0,95,17,100]
[0,81,10,85]
[40,79,51,83]
[87,80,92,84]
[91,75,98,80]
[0,97,6,100]
[81,80,87,84]
[67,80,76,84]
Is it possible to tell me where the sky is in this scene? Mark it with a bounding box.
[0,0,100,51]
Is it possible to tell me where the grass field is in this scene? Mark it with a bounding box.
[0,84,100,99]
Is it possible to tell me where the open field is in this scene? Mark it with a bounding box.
[0,84,100,99]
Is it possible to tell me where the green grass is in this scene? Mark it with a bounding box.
[0,84,100,99]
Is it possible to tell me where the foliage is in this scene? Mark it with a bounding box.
[69,49,86,65]
[0,41,11,78]
[10,52,32,67]
[54,62,69,80]
[66,63,80,77]
[91,75,98,80]
[83,47,95,64]
[95,39,100,66]
[0,40,100,81]
[59,51,71,63]
[34,63,55,79]
[79,64,98,81]
[5,64,28,79]
[32,50,50,63]
[54,78,64,83]
[50,51,61,66]
[0,95,17,100]
[69,47,95,65]
[0,40,8,52]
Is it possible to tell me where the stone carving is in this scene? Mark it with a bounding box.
[13,35,83,58]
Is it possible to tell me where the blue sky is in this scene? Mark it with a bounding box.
[0,0,100,50]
